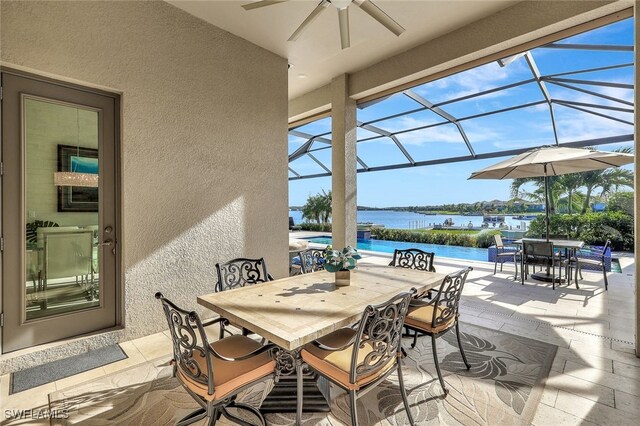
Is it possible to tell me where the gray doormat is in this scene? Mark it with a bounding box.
[10,344,127,394]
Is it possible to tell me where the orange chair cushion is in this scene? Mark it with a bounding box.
[301,328,396,391]
[404,304,455,334]
[177,335,275,401]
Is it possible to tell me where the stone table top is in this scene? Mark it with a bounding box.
[198,263,446,350]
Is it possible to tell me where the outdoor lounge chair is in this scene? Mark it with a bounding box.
[289,216,302,231]
[155,293,276,426]
[403,267,473,396]
[296,291,415,426]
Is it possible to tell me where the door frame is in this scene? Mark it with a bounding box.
[0,67,123,354]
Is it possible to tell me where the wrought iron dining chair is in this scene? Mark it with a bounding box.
[565,240,611,290]
[215,257,273,337]
[389,248,437,342]
[155,292,277,426]
[215,257,273,292]
[389,248,436,298]
[389,248,436,272]
[493,234,521,279]
[298,249,325,274]
[403,267,472,396]
[296,292,415,426]
[521,240,559,289]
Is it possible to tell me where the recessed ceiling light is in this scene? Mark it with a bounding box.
[298,73,308,79]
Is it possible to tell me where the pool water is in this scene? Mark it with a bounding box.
[305,236,488,262]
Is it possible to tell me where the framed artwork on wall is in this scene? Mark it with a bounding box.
[57,144,99,212]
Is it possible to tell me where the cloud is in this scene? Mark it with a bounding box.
[414,60,529,102]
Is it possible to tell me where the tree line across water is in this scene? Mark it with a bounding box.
[294,159,635,251]
[296,163,633,222]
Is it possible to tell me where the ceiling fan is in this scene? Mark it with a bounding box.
[242,0,405,49]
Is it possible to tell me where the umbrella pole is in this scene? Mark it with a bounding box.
[544,165,550,241]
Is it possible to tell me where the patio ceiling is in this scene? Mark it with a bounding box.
[167,0,519,99]
[288,17,635,180]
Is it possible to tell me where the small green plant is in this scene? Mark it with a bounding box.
[323,245,362,272]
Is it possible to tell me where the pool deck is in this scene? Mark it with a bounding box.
[0,234,636,425]
[290,231,640,424]
[291,231,635,340]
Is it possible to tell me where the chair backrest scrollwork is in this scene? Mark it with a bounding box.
[299,249,325,274]
[389,248,436,272]
[430,267,472,329]
[215,257,271,292]
[350,292,412,385]
[155,292,215,395]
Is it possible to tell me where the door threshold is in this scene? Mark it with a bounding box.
[0,326,124,375]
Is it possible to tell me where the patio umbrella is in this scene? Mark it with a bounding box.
[468,146,634,240]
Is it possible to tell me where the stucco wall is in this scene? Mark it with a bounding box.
[1,1,289,341]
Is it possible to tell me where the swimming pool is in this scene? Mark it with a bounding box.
[304,236,488,262]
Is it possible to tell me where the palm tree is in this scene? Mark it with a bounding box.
[575,146,634,214]
[579,167,634,214]
[301,190,333,224]
[510,176,561,214]
[556,173,583,214]
[301,194,322,223]
[319,190,332,223]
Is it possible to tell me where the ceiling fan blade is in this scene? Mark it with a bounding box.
[288,0,330,42]
[242,0,288,11]
[357,0,405,37]
[338,8,350,49]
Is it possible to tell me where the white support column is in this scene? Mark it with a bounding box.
[634,1,639,357]
[331,74,357,249]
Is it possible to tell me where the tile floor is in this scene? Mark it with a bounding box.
[0,250,638,425]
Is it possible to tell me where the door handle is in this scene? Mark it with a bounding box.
[100,240,114,247]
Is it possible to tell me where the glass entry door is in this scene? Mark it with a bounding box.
[2,72,118,353]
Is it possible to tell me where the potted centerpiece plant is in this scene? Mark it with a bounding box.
[323,245,362,286]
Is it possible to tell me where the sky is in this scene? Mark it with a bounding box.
[288,18,634,207]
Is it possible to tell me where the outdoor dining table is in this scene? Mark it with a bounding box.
[513,238,585,283]
[197,263,446,414]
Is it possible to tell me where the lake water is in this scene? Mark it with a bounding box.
[289,210,532,230]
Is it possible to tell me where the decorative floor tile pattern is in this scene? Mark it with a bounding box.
[48,324,555,426]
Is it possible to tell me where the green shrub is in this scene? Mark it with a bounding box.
[300,222,332,232]
[371,228,499,248]
[526,212,634,251]
[608,191,634,215]
[476,229,502,248]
